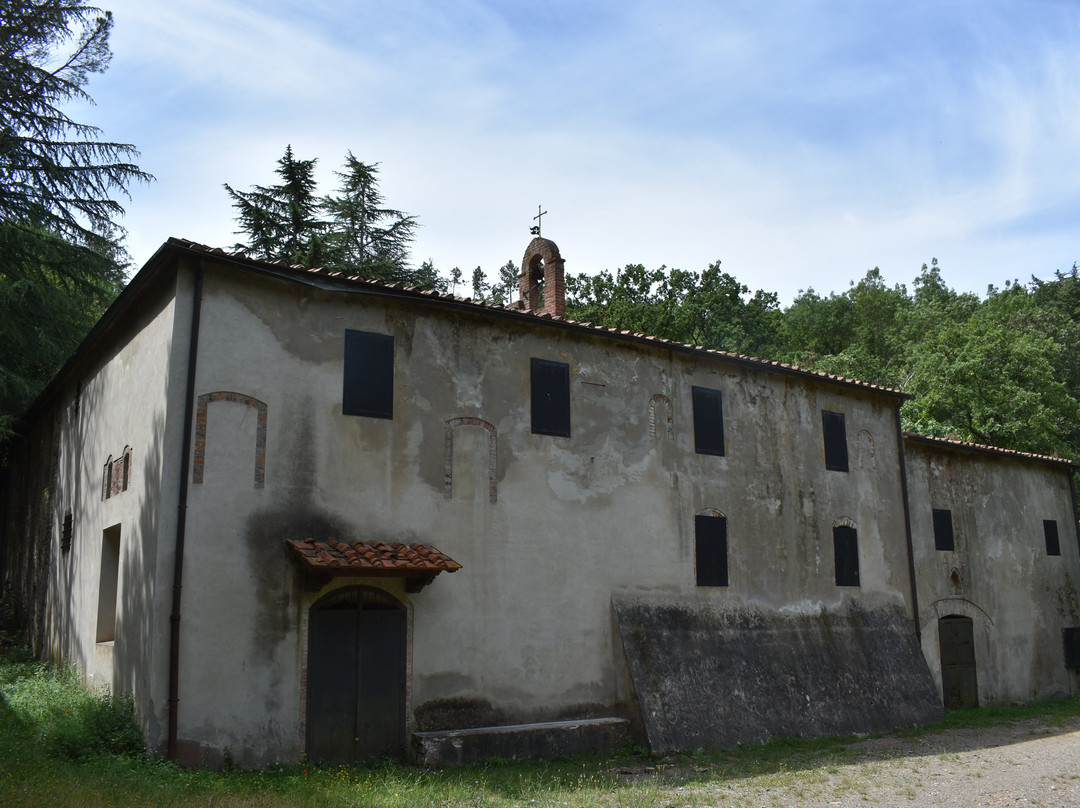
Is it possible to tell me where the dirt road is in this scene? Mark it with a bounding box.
[646,716,1080,807]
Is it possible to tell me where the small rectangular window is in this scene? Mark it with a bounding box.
[97,525,121,644]
[692,386,725,456]
[933,508,955,551]
[1064,627,1080,670]
[1044,520,1061,556]
[834,525,860,586]
[343,330,394,419]
[822,411,849,471]
[61,510,73,554]
[695,514,728,587]
[531,358,571,437]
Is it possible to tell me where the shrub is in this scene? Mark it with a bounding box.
[0,658,144,760]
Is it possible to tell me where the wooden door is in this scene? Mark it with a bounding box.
[307,588,405,763]
[939,615,978,710]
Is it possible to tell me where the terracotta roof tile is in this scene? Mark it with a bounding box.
[166,238,908,398]
[286,538,462,574]
[903,431,1077,470]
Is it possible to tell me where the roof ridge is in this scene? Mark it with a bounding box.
[902,431,1076,467]
[169,238,908,397]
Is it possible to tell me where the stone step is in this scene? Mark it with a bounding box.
[412,716,630,766]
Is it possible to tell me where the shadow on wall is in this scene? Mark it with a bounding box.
[114,411,163,717]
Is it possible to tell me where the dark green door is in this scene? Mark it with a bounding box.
[939,615,978,710]
[307,588,405,763]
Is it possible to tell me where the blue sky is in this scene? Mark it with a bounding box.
[81,0,1080,303]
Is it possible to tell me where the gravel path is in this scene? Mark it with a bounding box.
[645,716,1080,807]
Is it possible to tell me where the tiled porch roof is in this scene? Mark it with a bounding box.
[286,539,462,592]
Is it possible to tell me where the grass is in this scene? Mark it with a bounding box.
[2,634,1079,808]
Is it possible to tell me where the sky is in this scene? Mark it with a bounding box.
[75,0,1080,304]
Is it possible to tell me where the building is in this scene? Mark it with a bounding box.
[2,236,1078,767]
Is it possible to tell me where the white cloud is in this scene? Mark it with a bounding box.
[85,1,1080,300]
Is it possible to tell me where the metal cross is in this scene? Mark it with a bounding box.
[531,205,547,236]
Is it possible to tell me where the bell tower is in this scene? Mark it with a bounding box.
[518,212,566,318]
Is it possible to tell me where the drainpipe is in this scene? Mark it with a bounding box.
[894,401,921,641]
[168,259,204,759]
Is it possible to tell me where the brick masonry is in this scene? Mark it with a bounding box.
[443,417,498,503]
[519,237,566,318]
[649,394,674,440]
[192,391,268,488]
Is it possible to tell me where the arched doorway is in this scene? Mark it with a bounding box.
[938,615,978,709]
[306,587,406,762]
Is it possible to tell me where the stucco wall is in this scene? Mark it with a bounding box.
[174,258,918,764]
[905,439,1080,704]
[27,269,184,750]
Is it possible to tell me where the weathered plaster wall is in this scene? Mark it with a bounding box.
[6,268,185,752]
[905,439,1080,704]
[173,260,921,764]
[614,599,941,751]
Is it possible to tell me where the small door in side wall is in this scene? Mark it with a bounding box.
[307,588,406,763]
[939,615,978,710]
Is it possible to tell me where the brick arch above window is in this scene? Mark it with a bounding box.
[649,394,674,440]
[919,597,995,633]
[443,417,498,503]
[193,392,268,489]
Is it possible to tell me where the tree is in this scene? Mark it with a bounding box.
[0,0,151,438]
[469,266,488,300]
[489,259,519,306]
[322,153,417,281]
[0,1,149,243]
[226,149,426,285]
[565,261,780,356]
[903,286,1080,455]
[224,145,324,265]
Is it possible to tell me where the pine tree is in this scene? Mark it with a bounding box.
[490,260,519,305]
[0,0,151,438]
[322,153,417,281]
[470,266,488,300]
[224,145,324,265]
[0,0,150,243]
[226,150,425,284]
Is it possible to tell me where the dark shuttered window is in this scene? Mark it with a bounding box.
[1064,627,1080,670]
[343,330,394,419]
[531,358,571,437]
[695,514,728,587]
[933,508,955,551]
[692,386,725,456]
[1045,519,1061,556]
[61,510,73,554]
[833,525,860,586]
[822,410,849,472]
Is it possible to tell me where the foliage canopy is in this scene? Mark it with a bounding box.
[565,257,1080,465]
[0,0,150,438]
[225,147,438,288]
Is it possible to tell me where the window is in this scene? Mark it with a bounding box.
[1044,520,1061,556]
[96,525,121,643]
[531,358,571,437]
[933,508,955,551]
[695,513,728,587]
[692,387,725,456]
[61,510,73,554]
[833,525,860,586]
[343,330,394,419]
[822,411,849,471]
[1064,627,1080,671]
